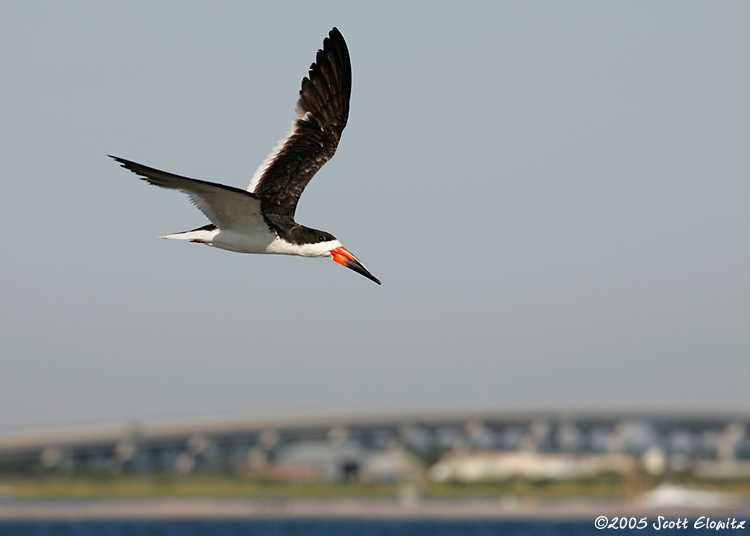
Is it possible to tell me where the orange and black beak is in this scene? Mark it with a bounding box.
[330,246,381,285]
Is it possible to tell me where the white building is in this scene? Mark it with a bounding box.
[430,450,632,482]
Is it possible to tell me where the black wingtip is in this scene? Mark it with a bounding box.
[322,27,347,54]
[108,155,129,167]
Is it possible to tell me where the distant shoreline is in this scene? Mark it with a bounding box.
[1,497,748,521]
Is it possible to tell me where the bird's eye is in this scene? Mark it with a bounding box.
[319,236,326,242]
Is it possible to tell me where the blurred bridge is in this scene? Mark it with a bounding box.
[0,409,747,475]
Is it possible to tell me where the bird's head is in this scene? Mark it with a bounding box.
[281,227,380,284]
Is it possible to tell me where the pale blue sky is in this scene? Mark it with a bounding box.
[1,1,748,430]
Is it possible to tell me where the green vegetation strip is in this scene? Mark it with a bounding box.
[1,475,748,500]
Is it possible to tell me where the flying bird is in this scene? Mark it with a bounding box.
[111,28,380,284]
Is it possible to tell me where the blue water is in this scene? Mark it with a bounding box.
[0,519,741,535]
[1,520,584,535]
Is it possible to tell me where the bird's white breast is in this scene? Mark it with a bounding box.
[265,237,342,257]
[204,228,279,254]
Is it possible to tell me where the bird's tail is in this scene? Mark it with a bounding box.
[160,224,217,243]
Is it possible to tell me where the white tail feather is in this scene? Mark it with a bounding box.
[160,229,215,242]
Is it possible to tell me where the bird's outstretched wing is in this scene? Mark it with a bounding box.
[111,156,266,232]
[247,27,351,219]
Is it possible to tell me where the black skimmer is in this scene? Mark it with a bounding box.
[111,28,380,285]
